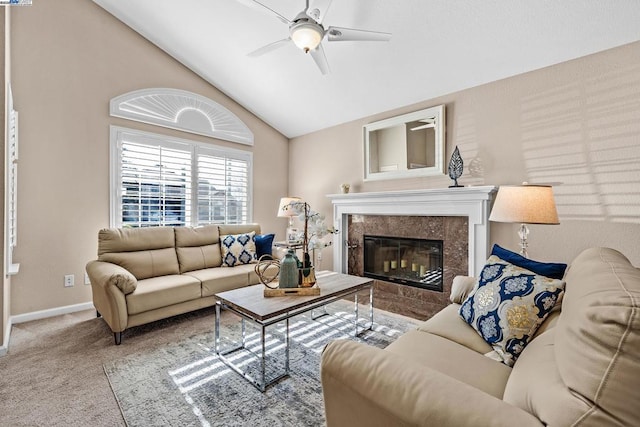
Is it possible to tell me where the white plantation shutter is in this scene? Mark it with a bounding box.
[111,127,252,228]
[197,147,250,225]
[8,110,18,247]
[6,85,19,275]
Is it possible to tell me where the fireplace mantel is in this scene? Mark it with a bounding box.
[327,186,497,277]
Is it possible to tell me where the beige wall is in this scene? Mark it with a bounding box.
[9,0,288,315]
[290,41,640,269]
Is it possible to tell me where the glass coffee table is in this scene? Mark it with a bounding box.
[214,271,374,391]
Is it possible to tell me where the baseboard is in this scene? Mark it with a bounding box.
[11,301,94,325]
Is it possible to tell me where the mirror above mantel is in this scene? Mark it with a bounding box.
[363,104,445,181]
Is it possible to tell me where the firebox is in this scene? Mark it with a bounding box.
[363,235,443,291]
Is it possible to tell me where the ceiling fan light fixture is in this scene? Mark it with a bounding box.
[290,21,323,52]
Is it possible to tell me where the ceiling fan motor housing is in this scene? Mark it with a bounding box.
[290,15,325,52]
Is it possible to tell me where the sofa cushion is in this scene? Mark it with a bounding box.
[184,265,252,297]
[174,225,222,272]
[218,223,261,236]
[506,247,640,426]
[100,247,180,280]
[97,226,175,255]
[98,227,180,280]
[220,231,257,267]
[503,328,591,425]
[460,254,565,366]
[125,274,201,315]
[418,304,493,355]
[385,329,512,399]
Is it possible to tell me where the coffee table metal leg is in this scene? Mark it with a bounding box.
[354,285,374,336]
[285,317,290,374]
[354,292,359,336]
[260,324,266,392]
[368,285,374,329]
[215,302,220,354]
[241,317,246,347]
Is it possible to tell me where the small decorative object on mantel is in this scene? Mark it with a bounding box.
[448,145,464,188]
[340,183,350,194]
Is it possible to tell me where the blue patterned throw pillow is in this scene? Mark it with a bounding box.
[220,232,257,267]
[459,254,565,366]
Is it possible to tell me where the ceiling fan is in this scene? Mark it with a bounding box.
[236,0,392,75]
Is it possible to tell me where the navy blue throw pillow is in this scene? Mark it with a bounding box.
[255,233,275,259]
[491,244,567,280]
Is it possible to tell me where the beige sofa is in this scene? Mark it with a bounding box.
[86,223,268,344]
[321,247,640,426]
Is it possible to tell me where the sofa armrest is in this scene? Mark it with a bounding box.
[321,340,543,427]
[450,275,477,303]
[86,260,137,333]
[86,260,137,294]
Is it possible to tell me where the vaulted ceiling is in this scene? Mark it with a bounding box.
[92,0,640,138]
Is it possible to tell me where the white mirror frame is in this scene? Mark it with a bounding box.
[363,104,445,181]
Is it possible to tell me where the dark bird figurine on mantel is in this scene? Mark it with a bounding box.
[448,146,464,188]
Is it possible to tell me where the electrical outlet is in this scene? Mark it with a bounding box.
[84,272,91,285]
[64,274,74,287]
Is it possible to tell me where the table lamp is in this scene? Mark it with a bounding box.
[277,196,301,243]
[489,184,559,257]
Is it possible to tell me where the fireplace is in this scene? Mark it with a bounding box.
[363,235,443,291]
[328,186,497,320]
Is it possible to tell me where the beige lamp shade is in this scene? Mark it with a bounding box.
[277,197,302,218]
[489,185,559,225]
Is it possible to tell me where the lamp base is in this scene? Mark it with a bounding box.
[286,227,301,244]
[518,223,529,258]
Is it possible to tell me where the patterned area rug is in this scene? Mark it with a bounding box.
[103,301,417,427]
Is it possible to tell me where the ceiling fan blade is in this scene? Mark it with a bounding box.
[306,0,333,24]
[248,38,291,57]
[310,44,330,75]
[235,0,291,24]
[326,26,391,42]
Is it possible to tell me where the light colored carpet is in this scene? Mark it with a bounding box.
[0,298,418,426]
[104,302,417,426]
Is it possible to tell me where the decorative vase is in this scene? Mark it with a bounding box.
[299,266,316,287]
[280,250,299,288]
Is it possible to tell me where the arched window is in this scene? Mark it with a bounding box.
[109,89,254,227]
[110,88,254,145]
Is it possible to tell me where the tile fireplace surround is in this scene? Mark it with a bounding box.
[328,186,496,319]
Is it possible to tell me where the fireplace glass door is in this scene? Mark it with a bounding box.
[363,235,443,291]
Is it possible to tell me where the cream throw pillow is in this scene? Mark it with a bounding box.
[220,231,257,267]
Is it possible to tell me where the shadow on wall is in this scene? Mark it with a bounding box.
[520,62,640,225]
[453,111,487,187]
